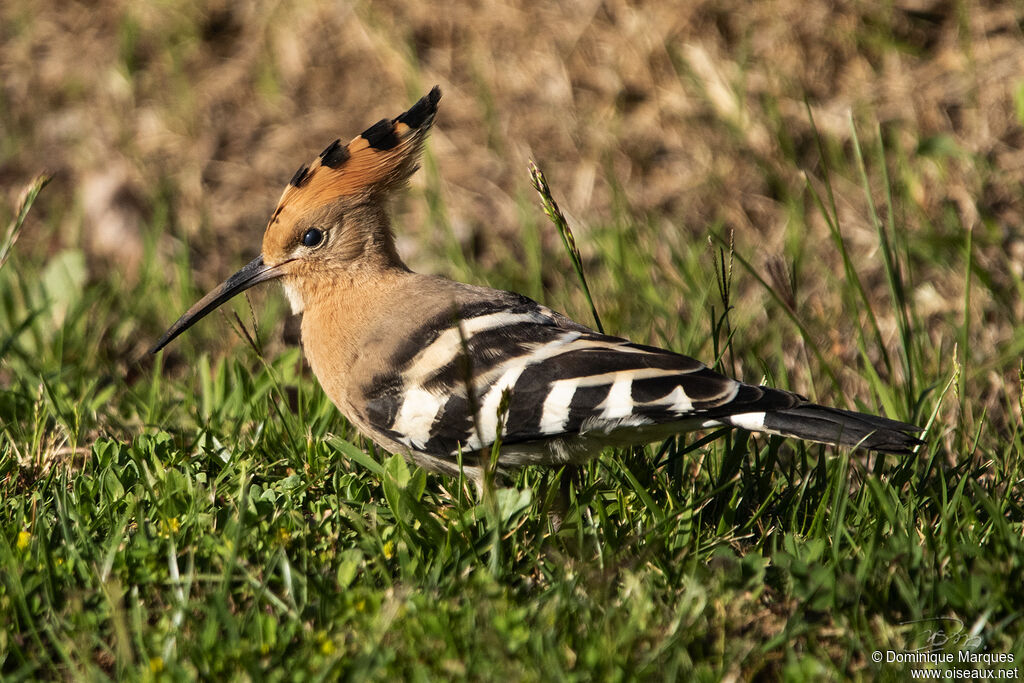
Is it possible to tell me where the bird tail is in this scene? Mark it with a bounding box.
[728,404,923,454]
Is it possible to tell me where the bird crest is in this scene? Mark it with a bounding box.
[262,86,441,252]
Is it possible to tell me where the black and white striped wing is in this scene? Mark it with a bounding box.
[360,296,784,461]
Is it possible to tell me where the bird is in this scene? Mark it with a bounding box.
[151,86,922,482]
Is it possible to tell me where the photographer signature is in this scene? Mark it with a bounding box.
[901,617,984,652]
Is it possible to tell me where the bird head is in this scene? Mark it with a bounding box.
[150,86,441,354]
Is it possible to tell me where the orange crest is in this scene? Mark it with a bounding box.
[265,86,441,234]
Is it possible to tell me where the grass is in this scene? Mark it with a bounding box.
[2,109,1023,680]
[3,2,1024,677]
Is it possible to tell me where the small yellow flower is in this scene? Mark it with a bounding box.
[382,540,394,559]
[16,530,31,551]
[314,630,336,655]
[159,518,180,538]
[149,657,164,673]
[277,527,291,544]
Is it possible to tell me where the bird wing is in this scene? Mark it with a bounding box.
[358,292,794,461]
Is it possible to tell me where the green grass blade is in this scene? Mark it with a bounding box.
[529,161,604,333]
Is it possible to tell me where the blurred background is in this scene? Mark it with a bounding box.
[2,0,1023,432]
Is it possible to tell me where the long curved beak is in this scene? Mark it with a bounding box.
[150,256,285,354]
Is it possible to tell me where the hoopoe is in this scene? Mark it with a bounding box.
[152,86,922,480]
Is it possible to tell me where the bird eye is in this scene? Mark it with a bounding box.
[302,228,324,248]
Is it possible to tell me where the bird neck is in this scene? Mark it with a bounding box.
[293,202,417,393]
[296,262,415,418]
